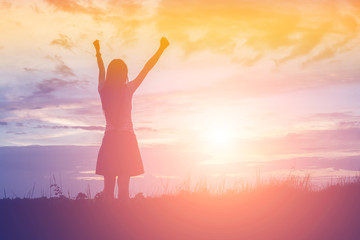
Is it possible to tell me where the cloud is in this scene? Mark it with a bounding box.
[33,125,158,133]
[191,64,360,102]
[135,127,158,132]
[44,0,146,39]
[43,0,153,45]
[308,112,356,120]
[277,23,331,64]
[301,15,358,67]
[0,0,11,9]
[243,127,360,156]
[54,62,75,77]
[35,125,104,131]
[239,54,263,67]
[31,3,43,14]
[199,155,360,176]
[255,155,360,172]
[45,0,145,17]
[44,0,103,16]
[6,130,26,135]
[0,80,90,113]
[44,55,76,77]
[302,48,335,68]
[307,112,360,130]
[35,78,79,95]
[348,0,360,11]
[156,0,359,65]
[52,56,75,77]
[43,0,358,67]
[337,121,360,129]
[50,34,74,50]
[106,0,144,15]
[0,121,7,126]
[216,155,360,173]
[189,73,307,101]
[23,67,38,72]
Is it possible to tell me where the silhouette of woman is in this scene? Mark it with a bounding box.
[93,37,169,200]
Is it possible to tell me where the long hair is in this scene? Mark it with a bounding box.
[105,59,128,86]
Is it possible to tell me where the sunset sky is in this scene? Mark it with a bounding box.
[1,0,360,196]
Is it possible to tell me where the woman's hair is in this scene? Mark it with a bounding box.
[105,59,128,86]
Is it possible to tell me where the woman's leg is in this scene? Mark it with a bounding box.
[117,175,130,201]
[104,175,116,199]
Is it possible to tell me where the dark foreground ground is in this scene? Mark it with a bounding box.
[1,180,360,240]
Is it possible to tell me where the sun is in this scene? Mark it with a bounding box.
[203,125,233,148]
[209,127,232,147]
[197,112,239,159]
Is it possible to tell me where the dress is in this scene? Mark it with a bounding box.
[96,81,144,177]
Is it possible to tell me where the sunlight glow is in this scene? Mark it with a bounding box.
[207,126,232,147]
[201,121,235,150]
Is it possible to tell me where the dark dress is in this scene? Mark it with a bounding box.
[96,81,144,177]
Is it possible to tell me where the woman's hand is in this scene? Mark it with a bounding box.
[160,37,169,49]
[93,40,100,53]
[132,37,170,91]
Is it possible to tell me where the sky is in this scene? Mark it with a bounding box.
[0,0,360,196]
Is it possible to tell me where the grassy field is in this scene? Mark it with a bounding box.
[1,176,359,240]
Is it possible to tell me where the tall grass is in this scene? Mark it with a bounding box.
[1,173,359,200]
[1,174,360,240]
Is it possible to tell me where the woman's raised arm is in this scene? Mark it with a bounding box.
[93,40,105,91]
[131,37,169,90]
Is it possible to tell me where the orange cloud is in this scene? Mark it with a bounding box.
[302,15,358,67]
[156,0,359,65]
[0,0,11,9]
[302,48,335,68]
[43,0,359,67]
[44,0,103,15]
[44,0,147,42]
[348,0,360,11]
[50,34,74,50]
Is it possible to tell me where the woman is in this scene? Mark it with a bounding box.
[93,37,169,200]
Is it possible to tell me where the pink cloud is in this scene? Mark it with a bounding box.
[35,125,104,131]
[309,112,356,121]
[242,128,360,156]
[51,56,76,77]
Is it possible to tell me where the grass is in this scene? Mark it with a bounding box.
[0,175,359,240]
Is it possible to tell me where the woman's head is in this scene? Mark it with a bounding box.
[106,59,128,85]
